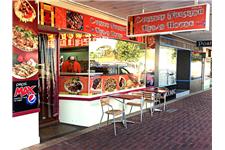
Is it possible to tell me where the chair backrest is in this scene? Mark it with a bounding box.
[144,92,155,100]
[100,97,110,107]
[156,87,168,99]
[130,91,143,97]
[130,91,145,104]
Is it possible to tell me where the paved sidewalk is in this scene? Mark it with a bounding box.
[28,90,212,150]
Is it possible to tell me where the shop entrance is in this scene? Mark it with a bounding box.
[38,33,59,125]
[38,33,87,142]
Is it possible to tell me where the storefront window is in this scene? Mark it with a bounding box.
[191,52,203,79]
[59,32,90,96]
[59,37,147,96]
[143,49,155,86]
[60,47,89,73]
[89,38,146,95]
[158,46,177,87]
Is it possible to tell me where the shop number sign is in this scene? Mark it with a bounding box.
[127,3,210,36]
[196,40,212,47]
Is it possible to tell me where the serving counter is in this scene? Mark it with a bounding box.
[59,87,146,127]
[59,72,146,127]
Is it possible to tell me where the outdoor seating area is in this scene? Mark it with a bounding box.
[98,87,169,135]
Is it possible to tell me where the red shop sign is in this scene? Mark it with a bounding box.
[83,15,128,40]
[54,6,128,40]
[127,3,210,37]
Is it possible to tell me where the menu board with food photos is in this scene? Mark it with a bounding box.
[59,33,92,48]
[67,33,75,47]
[12,0,39,116]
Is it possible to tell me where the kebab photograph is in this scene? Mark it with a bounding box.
[92,78,102,90]
[64,78,83,94]
[14,0,36,23]
[12,54,38,79]
[67,11,84,30]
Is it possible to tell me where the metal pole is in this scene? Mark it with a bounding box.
[142,8,145,14]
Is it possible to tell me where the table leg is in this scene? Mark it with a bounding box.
[115,99,135,128]
[122,99,128,128]
[163,94,166,111]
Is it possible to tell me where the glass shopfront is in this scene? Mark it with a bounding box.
[158,46,177,87]
[59,37,147,96]
[89,38,146,95]
[190,52,204,93]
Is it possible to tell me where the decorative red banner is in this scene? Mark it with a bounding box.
[127,4,210,36]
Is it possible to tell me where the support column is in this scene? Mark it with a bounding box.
[154,35,160,87]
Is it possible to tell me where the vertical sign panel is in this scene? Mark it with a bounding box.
[12,0,39,116]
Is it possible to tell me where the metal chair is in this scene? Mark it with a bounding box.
[156,87,169,111]
[143,91,157,116]
[99,97,123,136]
[126,92,144,122]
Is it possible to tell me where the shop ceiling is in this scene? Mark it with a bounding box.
[72,0,212,41]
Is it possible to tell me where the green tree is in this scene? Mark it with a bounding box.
[114,41,143,62]
[90,52,97,59]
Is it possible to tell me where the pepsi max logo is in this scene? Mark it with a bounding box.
[26,94,37,105]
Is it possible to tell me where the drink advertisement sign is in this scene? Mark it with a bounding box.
[127,4,210,37]
[13,81,39,113]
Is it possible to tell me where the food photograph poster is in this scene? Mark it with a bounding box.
[12,0,39,116]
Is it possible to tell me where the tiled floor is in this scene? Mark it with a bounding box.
[27,89,211,150]
[40,123,86,142]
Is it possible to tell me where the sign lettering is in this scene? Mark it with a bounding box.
[196,40,212,47]
[14,86,36,97]
[127,4,210,36]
